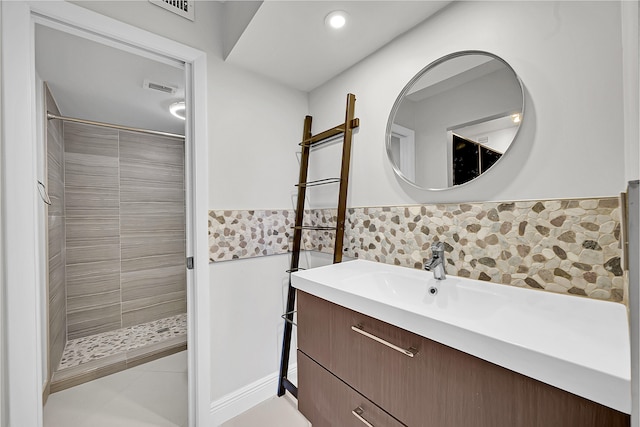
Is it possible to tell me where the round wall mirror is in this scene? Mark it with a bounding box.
[386,51,524,190]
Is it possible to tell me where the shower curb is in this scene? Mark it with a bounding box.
[49,335,186,393]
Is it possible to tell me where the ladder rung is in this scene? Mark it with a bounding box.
[294,225,336,231]
[299,118,360,147]
[280,310,297,326]
[295,178,341,188]
[300,125,342,146]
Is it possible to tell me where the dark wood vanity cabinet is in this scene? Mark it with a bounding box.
[298,351,405,427]
[297,291,630,427]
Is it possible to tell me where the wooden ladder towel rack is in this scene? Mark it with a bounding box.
[277,93,359,398]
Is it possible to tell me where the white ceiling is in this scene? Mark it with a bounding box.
[35,24,186,135]
[226,1,452,92]
[34,1,451,134]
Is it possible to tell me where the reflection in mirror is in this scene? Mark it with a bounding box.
[386,51,524,190]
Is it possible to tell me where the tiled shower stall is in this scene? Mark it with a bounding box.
[45,85,187,391]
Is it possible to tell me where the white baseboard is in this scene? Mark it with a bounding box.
[210,365,297,426]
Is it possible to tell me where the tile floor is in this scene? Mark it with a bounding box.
[44,351,188,427]
[45,349,310,427]
[220,393,310,427]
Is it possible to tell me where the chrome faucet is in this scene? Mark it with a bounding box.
[424,242,446,280]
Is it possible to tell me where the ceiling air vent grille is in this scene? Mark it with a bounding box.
[143,79,178,94]
[149,0,194,21]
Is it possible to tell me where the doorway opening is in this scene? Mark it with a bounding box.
[35,19,187,419]
[36,19,189,419]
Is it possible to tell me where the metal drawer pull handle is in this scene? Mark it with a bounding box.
[352,407,375,427]
[351,324,417,357]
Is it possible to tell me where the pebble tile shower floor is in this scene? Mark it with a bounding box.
[57,313,187,370]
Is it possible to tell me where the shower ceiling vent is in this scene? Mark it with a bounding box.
[143,79,178,95]
[149,0,194,21]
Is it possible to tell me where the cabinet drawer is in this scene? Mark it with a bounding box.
[297,290,630,427]
[298,291,427,425]
[298,350,405,427]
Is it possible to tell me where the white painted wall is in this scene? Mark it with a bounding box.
[0,0,5,423]
[622,0,639,184]
[209,255,293,407]
[71,1,308,422]
[309,1,627,206]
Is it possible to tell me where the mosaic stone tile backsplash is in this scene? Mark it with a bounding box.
[208,209,296,261]
[208,197,624,302]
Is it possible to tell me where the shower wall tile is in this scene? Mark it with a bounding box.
[120,214,185,234]
[49,294,66,370]
[120,265,186,301]
[118,131,185,166]
[65,260,121,298]
[46,83,67,375]
[65,187,119,216]
[122,301,187,327]
[47,120,64,173]
[65,217,120,245]
[120,233,185,259]
[64,122,121,340]
[119,161,184,185]
[66,303,122,340]
[60,123,187,341]
[47,155,65,216]
[47,216,65,259]
[66,244,120,265]
[64,153,119,190]
[48,250,66,293]
[119,201,185,216]
[120,253,185,272]
[48,251,66,370]
[121,290,187,328]
[64,122,119,157]
[118,131,186,328]
[121,290,186,313]
[120,258,186,327]
[67,290,121,313]
[120,185,185,204]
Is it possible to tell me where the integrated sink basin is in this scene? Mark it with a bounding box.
[338,268,508,319]
[292,259,631,413]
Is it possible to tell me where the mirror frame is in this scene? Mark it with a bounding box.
[386,50,525,191]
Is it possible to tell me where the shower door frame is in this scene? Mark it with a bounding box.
[1,2,211,426]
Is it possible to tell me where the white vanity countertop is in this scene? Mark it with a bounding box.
[292,259,631,414]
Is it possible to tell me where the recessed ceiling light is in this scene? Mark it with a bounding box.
[170,101,186,120]
[511,113,521,124]
[325,11,348,29]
